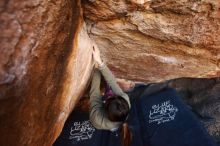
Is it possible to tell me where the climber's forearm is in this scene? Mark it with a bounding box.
[98,64,124,96]
[98,64,131,108]
[89,69,102,101]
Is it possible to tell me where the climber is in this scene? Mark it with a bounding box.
[89,44,132,146]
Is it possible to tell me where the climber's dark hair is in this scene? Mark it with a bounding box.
[105,96,132,146]
[105,96,129,121]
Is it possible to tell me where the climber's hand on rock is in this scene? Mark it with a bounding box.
[92,44,103,66]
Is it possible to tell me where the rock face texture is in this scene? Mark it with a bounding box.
[0,0,93,146]
[82,0,220,82]
[1,0,220,146]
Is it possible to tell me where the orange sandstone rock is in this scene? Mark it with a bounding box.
[0,0,93,146]
[1,0,220,146]
[82,0,220,82]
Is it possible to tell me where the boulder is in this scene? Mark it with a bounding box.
[0,0,93,145]
[82,0,220,82]
[1,0,220,145]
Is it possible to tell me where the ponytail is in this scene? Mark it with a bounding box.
[120,122,132,146]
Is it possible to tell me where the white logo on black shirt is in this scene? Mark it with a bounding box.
[69,120,95,142]
[149,100,178,124]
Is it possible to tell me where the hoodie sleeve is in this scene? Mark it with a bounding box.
[98,64,131,108]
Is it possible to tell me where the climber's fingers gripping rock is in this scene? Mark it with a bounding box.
[92,43,103,66]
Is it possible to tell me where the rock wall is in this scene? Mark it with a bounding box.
[1,0,220,146]
[0,0,93,146]
[82,0,220,82]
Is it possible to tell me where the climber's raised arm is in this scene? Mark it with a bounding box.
[92,45,131,108]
